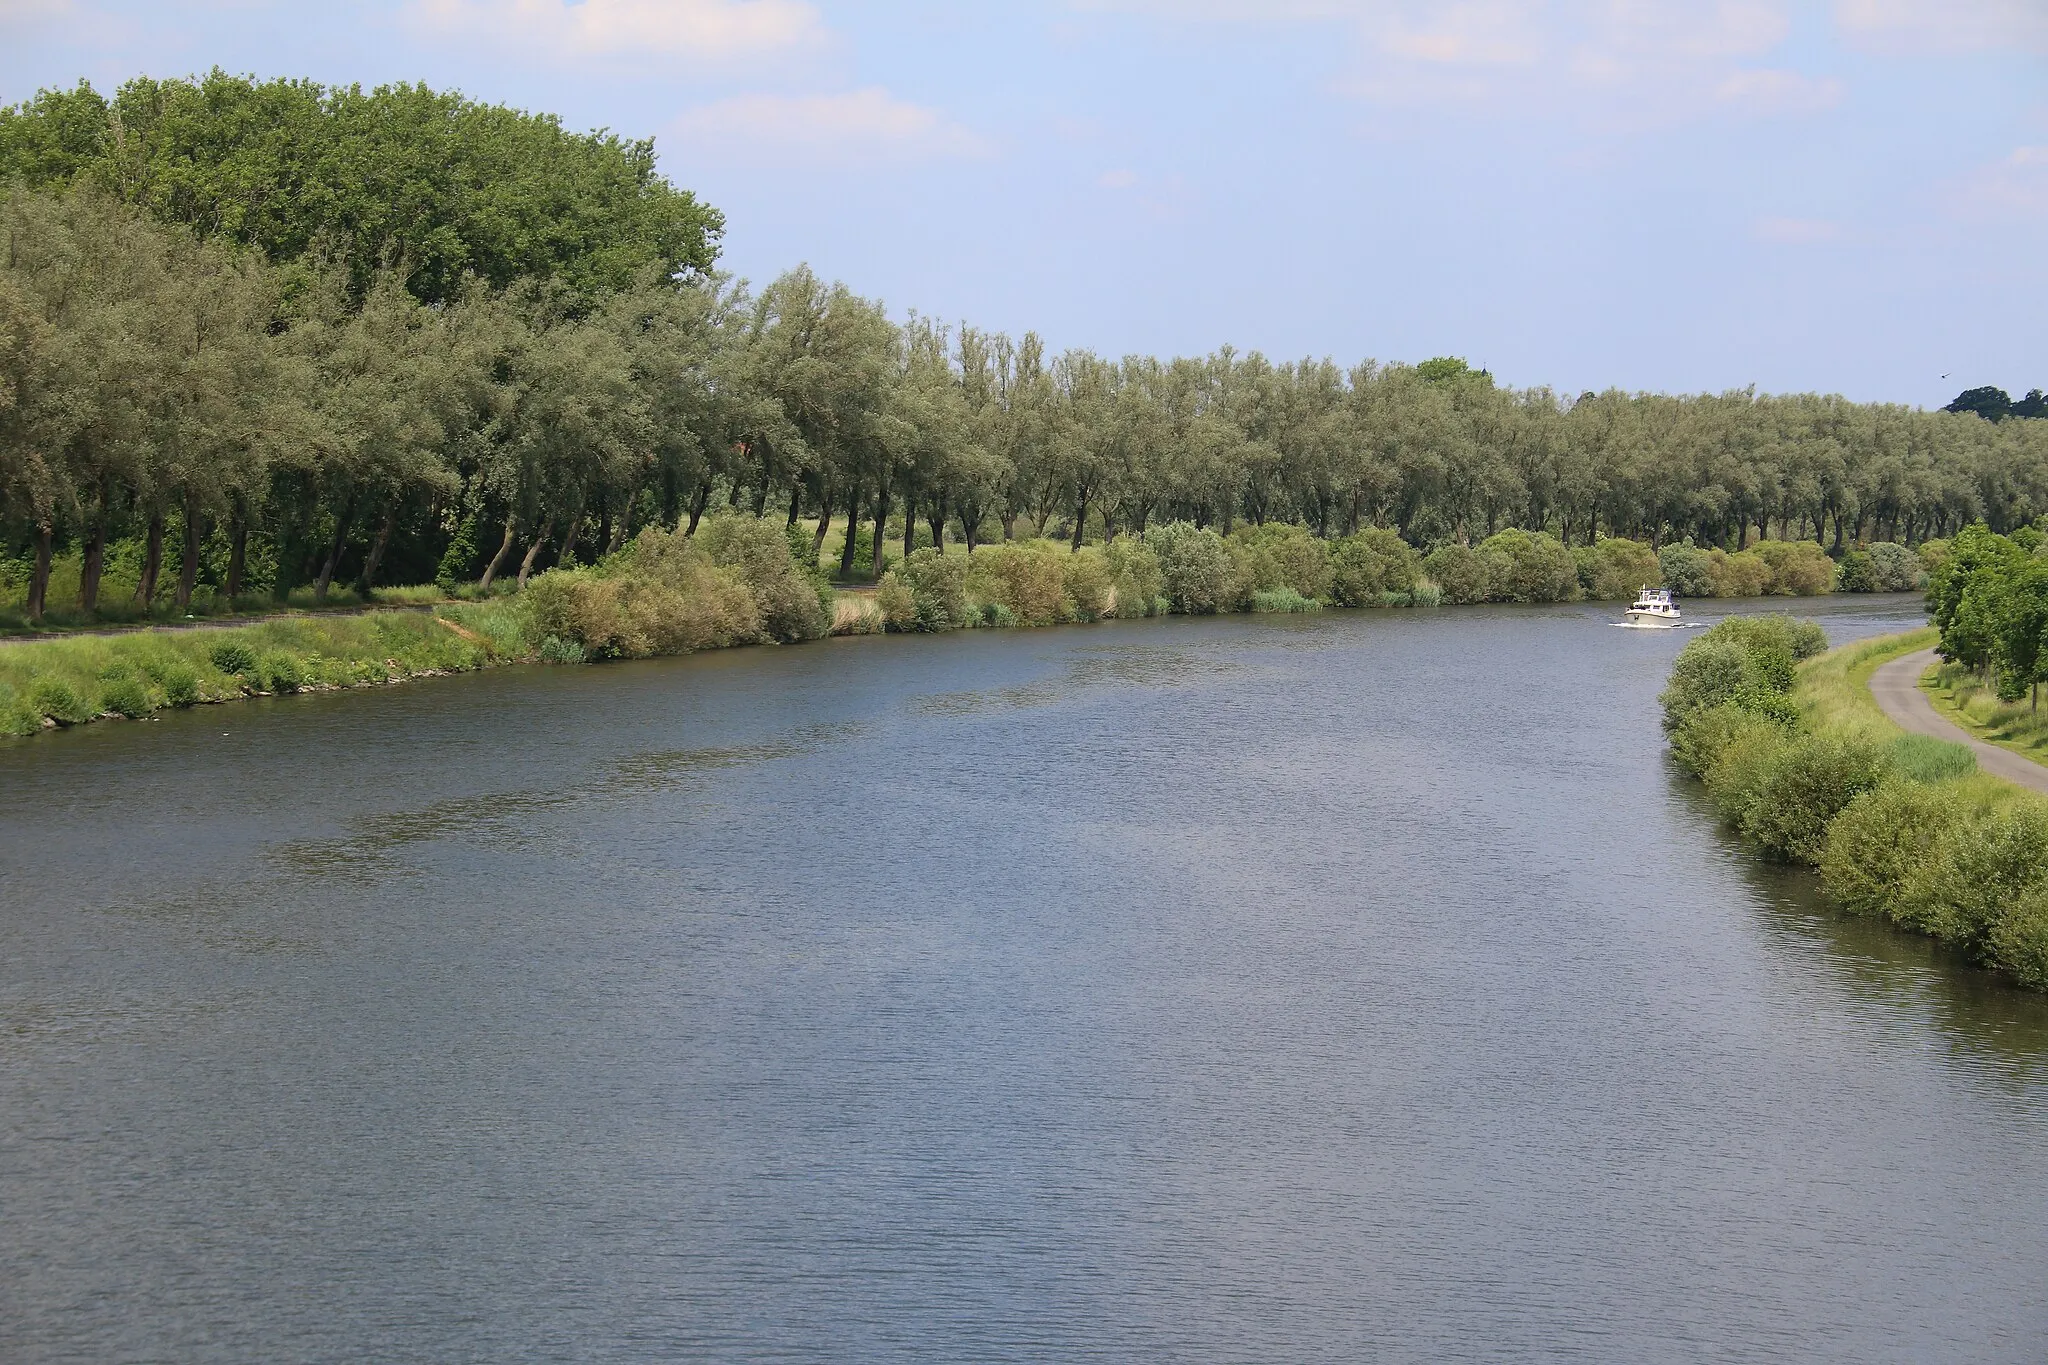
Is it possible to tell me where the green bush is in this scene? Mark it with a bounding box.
[1423,544,1488,604]
[1866,541,1927,592]
[1409,582,1443,607]
[965,541,1069,624]
[696,512,830,642]
[27,676,93,725]
[1657,542,1716,597]
[1820,780,1968,917]
[1328,528,1420,605]
[1064,547,1114,622]
[98,673,151,718]
[1660,616,1824,732]
[1145,522,1234,614]
[1661,640,1750,729]
[210,642,257,675]
[1227,524,1329,605]
[1702,709,1798,826]
[1736,730,1892,863]
[1837,550,1877,593]
[258,652,305,693]
[1574,537,1661,601]
[1752,540,1837,595]
[528,529,764,659]
[1707,548,1773,597]
[160,663,201,707]
[1989,884,2048,990]
[1251,589,1322,613]
[1478,528,1580,602]
[538,634,587,664]
[1104,535,1165,618]
[880,547,971,632]
[1899,805,2048,946]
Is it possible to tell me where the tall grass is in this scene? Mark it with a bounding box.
[1924,662,2048,767]
[0,602,523,736]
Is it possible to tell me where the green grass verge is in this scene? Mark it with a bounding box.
[1923,663,2048,771]
[1796,626,1938,734]
[0,602,529,738]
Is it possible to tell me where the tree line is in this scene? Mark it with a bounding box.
[4,73,2047,624]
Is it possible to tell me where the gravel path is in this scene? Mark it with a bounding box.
[1869,648,2048,795]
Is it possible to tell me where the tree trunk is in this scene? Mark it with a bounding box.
[1071,492,1089,550]
[312,499,353,602]
[902,492,917,564]
[686,478,713,535]
[871,483,891,582]
[839,480,864,578]
[786,473,804,529]
[479,514,517,590]
[357,502,397,593]
[227,517,248,601]
[927,498,946,552]
[79,491,108,614]
[136,511,165,607]
[176,497,204,611]
[812,481,835,560]
[26,522,52,623]
[516,516,553,589]
[556,514,580,569]
[1001,512,1017,542]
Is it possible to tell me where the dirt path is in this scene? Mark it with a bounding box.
[1869,648,2048,796]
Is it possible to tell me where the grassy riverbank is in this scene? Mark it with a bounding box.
[0,511,1903,743]
[1924,662,2048,769]
[0,603,526,735]
[1663,621,2048,990]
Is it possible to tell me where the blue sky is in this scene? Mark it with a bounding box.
[4,0,2044,405]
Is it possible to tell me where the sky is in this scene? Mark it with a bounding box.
[3,0,2044,407]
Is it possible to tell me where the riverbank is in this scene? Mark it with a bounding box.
[1663,621,2048,990]
[0,603,526,736]
[0,513,1892,742]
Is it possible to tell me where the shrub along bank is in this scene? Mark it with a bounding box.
[0,600,527,736]
[1663,620,2048,990]
[0,513,1887,742]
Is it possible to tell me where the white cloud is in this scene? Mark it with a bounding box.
[1753,216,1842,243]
[1715,68,1844,115]
[1097,168,1138,188]
[405,0,826,61]
[1834,0,2048,54]
[1946,146,2048,220]
[671,88,992,165]
[1077,1,1844,127]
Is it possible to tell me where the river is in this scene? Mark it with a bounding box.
[4,594,2045,1362]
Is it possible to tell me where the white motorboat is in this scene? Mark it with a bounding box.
[1619,586,1685,628]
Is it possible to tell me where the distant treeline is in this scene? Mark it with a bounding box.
[4,73,2047,624]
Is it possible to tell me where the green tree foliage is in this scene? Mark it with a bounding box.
[1927,523,2048,705]
[1944,386,2012,422]
[1144,522,1233,614]
[0,73,722,302]
[9,78,2045,634]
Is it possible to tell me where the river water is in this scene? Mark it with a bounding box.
[4,594,2046,1362]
